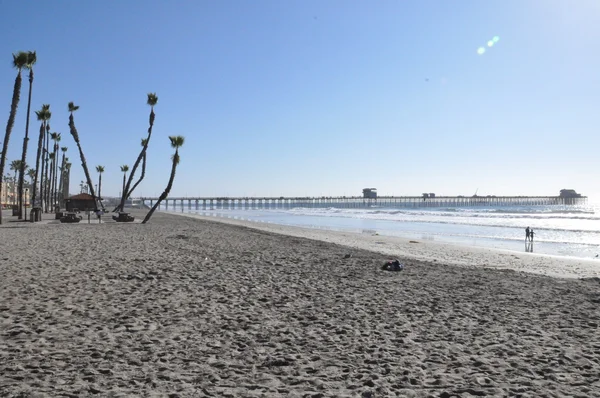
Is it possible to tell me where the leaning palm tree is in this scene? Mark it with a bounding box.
[143,136,184,224]
[117,93,158,212]
[127,138,148,199]
[32,104,50,209]
[96,165,105,210]
[17,51,37,219]
[0,51,28,224]
[120,165,129,204]
[68,102,96,207]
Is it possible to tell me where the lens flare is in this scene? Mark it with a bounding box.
[477,47,486,55]
[493,36,500,43]
[487,40,494,47]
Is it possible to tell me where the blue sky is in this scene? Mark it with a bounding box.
[1,0,599,200]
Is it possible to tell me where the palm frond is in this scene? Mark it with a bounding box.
[68,102,79,113]
[147,93,158,107]
[120,165,129,172]
[12,52,28,69]
[169,135,185,148]
[61,147,68,152]
[25,51,37,68]
[96,165,105,173]
[141,138,148,146]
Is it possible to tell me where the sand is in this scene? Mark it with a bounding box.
[169,212,600,280]
[1,209,600,397]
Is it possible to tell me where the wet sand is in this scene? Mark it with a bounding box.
[1,210,599,397]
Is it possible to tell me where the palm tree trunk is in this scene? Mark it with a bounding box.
[118,108,155,212]
[0,70,22,225]
[69,113,96,201]
[122,173,126,204]
[142,149,178,224]
[98,173,105,211]
[52,144,58,208]
[127,152,146,198]
[43,132,50,212]
[17,69,33,219]
[31,122,44,209]
[13,170,18,205]
[57,153,66,206]
[48,155,54,210]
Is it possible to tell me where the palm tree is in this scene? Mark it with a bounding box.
[120,165,129,205]
[17,51,37,219]
[48,132,60,210]
[27,168,35,185]
[96,165,105,210]
[43,122,51,212]
[9,160,23,205]
[57,147,67,205]
[0,51,28,224]
[47,152,55,207]
[143,136,184,224]
[127,138,148,199]
[118,93,158,212]
[68,102,96,206]
[62,162,71,201]
[32,104,50,209]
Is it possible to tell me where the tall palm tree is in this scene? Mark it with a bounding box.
[17,51,37,219]
[143,136,184,224]
[10,160,23,205]
[127,138,148,199]
[57,147,67,206]
[0,51,28,224]
[68,102,96,205]
[43,122,52,211]
[32,104,50,209]
[62,162,71,201]
[96,165,105,210]
[48,132,60,210]
[118,93,158,212]
[47,152,55,207]
[120,165,129,204]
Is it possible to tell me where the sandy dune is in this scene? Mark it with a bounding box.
[1,210,599,397]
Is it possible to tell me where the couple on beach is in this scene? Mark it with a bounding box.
[525,226,535,242]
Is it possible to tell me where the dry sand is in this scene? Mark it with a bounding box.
[1,210,600,397]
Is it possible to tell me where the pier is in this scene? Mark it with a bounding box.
[139,195,587,211]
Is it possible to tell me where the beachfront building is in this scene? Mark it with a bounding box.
[1,181,31,209]
[0,181,16,208]
[65,193,97,212]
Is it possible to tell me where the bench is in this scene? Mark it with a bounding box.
[113,212,135,222]
[60,212,82,223]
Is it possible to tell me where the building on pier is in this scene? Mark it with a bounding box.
[559,189,582,198]
[362,188,377,199]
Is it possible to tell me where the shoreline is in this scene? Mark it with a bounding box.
[166,210,600,279]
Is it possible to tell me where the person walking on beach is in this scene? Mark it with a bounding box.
[530,228,535,242]
[525,227,530,241]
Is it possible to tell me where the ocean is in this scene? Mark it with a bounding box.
[152,201,600,260]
